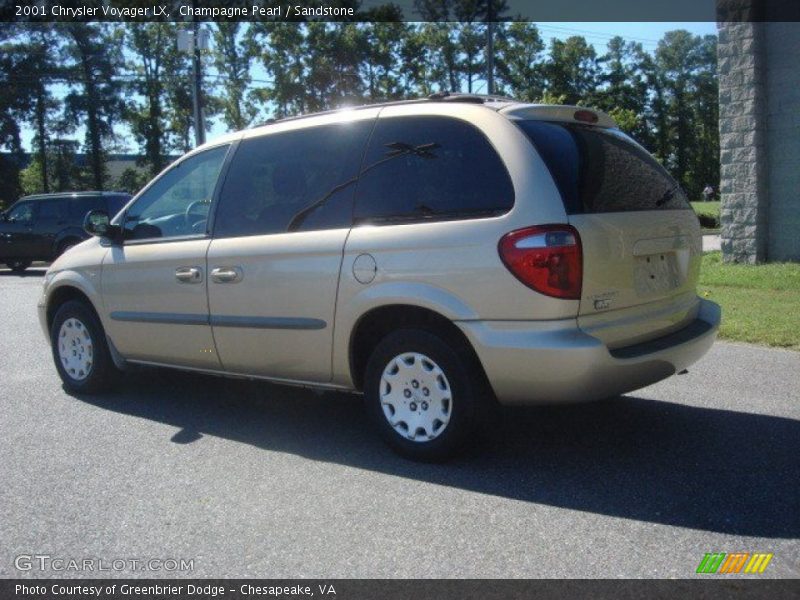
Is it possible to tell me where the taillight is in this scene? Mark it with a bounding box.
[574,109,599,124]
[498,225,582,299]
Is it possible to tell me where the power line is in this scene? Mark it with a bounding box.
[535,24,662,46]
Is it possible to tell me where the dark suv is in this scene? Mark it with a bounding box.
[0,191,131,272]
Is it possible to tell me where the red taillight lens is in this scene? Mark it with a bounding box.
[498,225,582,299]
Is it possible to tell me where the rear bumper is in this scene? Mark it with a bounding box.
[457,298,721,405]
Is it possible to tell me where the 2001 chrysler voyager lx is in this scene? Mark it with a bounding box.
[39,94,721,460]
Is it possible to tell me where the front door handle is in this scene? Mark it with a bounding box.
[211,266,243,283]
[175,266,203,283]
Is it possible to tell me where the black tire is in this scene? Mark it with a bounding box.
[7,259,32,273]
[50,300,118,394]
[364,328,488,461]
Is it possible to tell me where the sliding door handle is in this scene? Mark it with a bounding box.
[175,266,203,283]
[211,266,243,283]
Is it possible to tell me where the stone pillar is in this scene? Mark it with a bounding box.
[764,23,800,261]
[718,22,769,264]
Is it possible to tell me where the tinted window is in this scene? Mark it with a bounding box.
[354,116,514,223]
[518,121,690,214]
[214,121,373,238]
[37,199,66,220]
[68,196,106,220]
[123,146,229,241]
[6,201,34,223]
[106,195,130,218]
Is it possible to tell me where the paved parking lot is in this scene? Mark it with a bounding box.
[1,266,798,578]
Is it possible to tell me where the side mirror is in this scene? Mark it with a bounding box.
[83,210,120,241]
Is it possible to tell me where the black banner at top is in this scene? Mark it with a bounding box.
[2,579,800,600]
[2,0,800,23]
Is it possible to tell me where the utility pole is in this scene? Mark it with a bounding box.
[486,1,495,95]
[191,0,205,147]
[178,3,206,147]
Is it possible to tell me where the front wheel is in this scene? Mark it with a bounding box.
[364,329,487,461]
[50,300,118,394]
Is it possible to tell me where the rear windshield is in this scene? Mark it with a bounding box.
[517,120,690,214]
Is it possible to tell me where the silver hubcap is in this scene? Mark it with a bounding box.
[379,352,452,442]
[58,318,94,381]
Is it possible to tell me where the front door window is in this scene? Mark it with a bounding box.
[123,145,229,241]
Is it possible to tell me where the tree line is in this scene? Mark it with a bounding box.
[0,19,718,206]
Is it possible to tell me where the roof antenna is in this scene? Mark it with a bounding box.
[428,91,451,100]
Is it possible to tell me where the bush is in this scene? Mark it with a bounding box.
[691,201,720,230]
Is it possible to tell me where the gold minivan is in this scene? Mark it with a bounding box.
[39,95,720,460]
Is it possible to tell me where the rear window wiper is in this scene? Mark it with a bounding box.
[385,142,441,159]
[656,184,681,207]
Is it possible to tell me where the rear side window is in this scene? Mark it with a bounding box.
[69,196,105,220]
[214,121,373,238]
[37,199,66,221]
[106,195,130,217]
[354,116,514,223]
[517,121,689,214]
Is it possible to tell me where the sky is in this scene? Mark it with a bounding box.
[19,21,718,154]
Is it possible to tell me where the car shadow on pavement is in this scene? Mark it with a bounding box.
[0,269,46,277]
[69,367,799,539]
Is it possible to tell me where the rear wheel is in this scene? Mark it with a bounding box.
[7,259,32,273]
[364,329,486,461]
[50,300,118,394]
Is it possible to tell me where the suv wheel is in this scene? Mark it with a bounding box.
[7,259,32,273]
[364,329,485,461]
[50,300,118,394]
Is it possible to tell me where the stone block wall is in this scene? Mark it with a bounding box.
[718,22,768,263]
[719,20,800,263]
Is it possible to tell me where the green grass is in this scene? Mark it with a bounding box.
[691,201,720,230]
[699,251,800,350]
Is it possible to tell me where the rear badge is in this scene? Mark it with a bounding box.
[594,298,611,310]
[591,291,617,311]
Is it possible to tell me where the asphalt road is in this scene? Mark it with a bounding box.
[1,266,798,579]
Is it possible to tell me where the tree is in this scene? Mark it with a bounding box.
[397,24,435,96]
[417,23,461,92]
[115,167,149,195]
[690,35,720,199]
[250,23,309,117]
[361,22,407,101]
[594,37,650,138]
[654,30,716,198]
[456,22,486,93]
[494,22,545,100]
[163,42,200,154]
[0,24,43,202]
[19,140,84,194]
[213,23,259,130]
[303,23,367,111]
[543,36,599,105]
[61,23,123,190]
[12,27,64,193]
[124,23,190,175]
